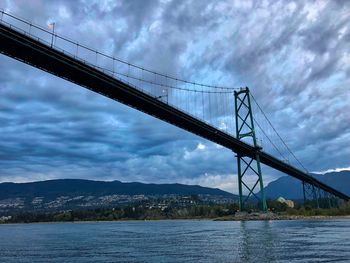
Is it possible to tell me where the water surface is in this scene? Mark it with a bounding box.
[0,219,349,262]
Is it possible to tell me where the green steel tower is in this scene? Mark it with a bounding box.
[234,87,267,212]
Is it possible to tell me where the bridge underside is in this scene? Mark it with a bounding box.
[0,23,348,201]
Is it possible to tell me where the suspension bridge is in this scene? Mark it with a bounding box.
[0,10,348,211]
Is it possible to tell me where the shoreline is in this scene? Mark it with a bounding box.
[215,213,350,221]
[2,215,350,224]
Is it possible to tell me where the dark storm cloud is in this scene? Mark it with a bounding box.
[0,0,349,192]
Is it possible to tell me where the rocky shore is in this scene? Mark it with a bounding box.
[215,212,350,221]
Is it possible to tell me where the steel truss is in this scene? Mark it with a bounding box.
[302,181,339,209]
[234,87,267,211]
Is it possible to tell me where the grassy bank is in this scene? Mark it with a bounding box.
[284,201,350,216]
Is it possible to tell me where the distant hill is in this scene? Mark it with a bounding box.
[0,179,238,213]
[0,179,235,199]
[262,171,350,200]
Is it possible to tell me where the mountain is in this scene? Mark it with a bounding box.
[0,179,234,199]
[262,171,350,200]
[0,179,237,213]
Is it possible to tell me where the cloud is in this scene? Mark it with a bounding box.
[0,1,349,194]
[312,166,350,175]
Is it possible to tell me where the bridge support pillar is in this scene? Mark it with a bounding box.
[234,87,267,212]
[313,185,320,208]
[302,181,307,205]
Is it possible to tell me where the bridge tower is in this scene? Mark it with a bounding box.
[234,87,267,212]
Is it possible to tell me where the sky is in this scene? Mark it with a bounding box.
[0,0,349,193]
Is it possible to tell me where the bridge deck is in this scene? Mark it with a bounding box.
[0,22,348,201]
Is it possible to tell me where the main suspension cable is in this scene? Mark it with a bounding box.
[251,93,309,173]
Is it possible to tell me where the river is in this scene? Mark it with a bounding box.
[0,219,349,262]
